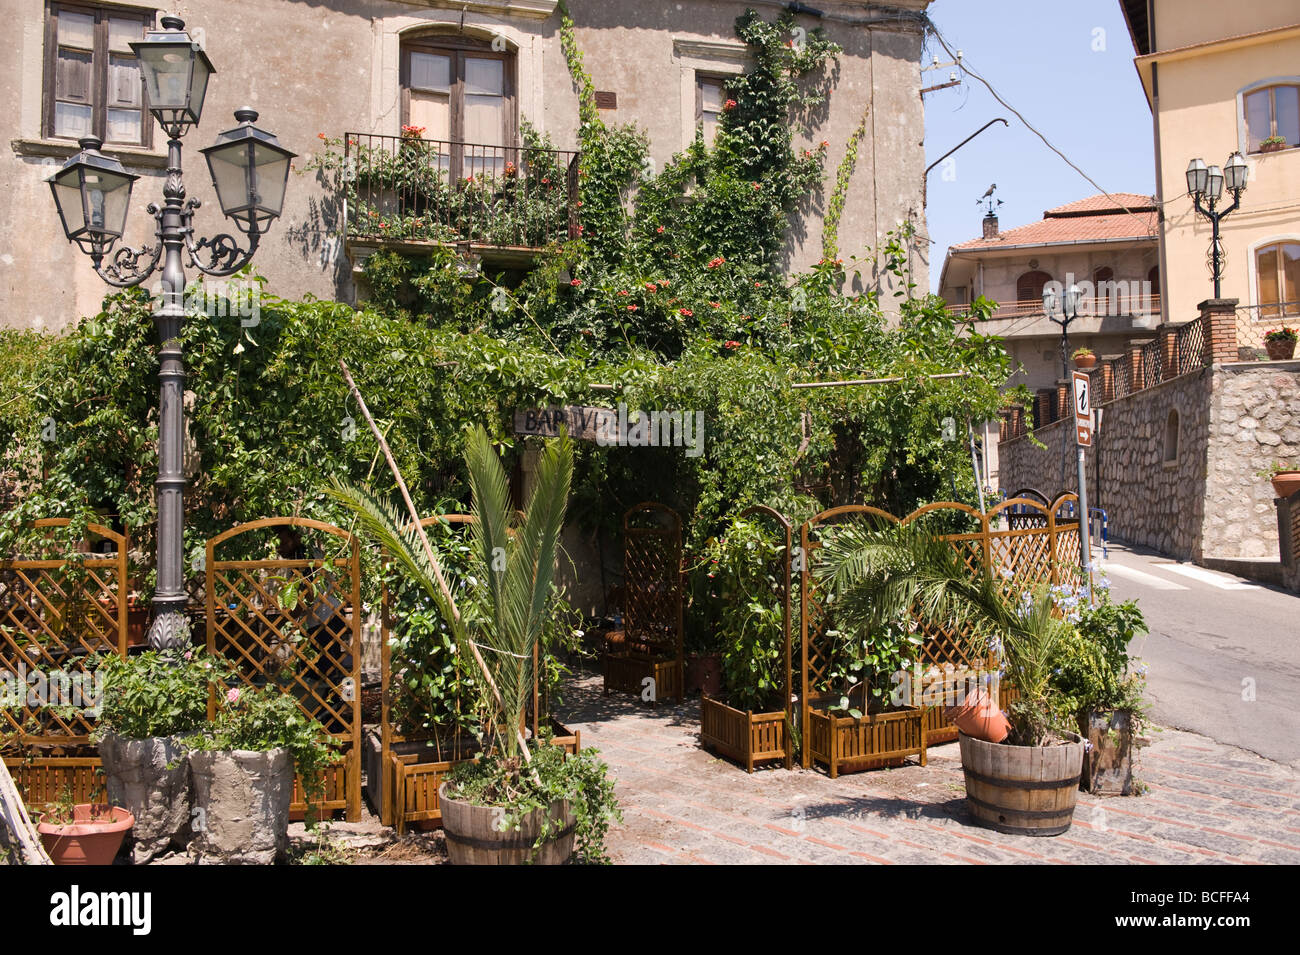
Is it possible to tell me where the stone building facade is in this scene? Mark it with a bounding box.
[0,0,933,331]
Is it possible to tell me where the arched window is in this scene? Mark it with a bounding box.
[401,34,516,175]
[1244,83,1299,153]
[1255,241,1300,319]
[1163,409,1179,464]
[1017,270,1052,310]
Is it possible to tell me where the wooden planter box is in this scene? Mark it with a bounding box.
[289,743,360,821]
[807,706,927,778]
[603,652,683,705]
[699,696,789,772]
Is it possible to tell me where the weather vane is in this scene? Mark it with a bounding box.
[977,183,1003,217]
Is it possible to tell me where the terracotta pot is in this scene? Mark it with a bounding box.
[1265,337,1296,361]
[38,805,134,865]
[1073,354,1098,371]
[1260,141,1286,153]
[1271,471,1300,499]
[685,653,722,696]
[944,686,1010,743]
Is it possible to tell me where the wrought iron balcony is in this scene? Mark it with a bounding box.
[342,132,580,260]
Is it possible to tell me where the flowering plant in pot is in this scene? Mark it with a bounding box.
[36,786,134,866]
[818,520,1088,835]
[1259,134,1288,153]
[93,648,213,862]
[1264,326,1297,361]
[183,685,339,865]
[1072,346,1097,371]
[331,426,621,864]
[1050,582,1149,794]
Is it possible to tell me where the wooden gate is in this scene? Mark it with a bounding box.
[205,518,362,821]
[1,520,128,806]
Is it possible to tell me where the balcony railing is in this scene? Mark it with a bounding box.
[343,132,580,252]
[947,294,1162,322]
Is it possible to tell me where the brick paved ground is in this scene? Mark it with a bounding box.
[558,671,1300,865]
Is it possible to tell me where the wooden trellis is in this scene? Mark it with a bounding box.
[604,502,684,705]
[205,518,362,821]
[799,495,1083,764]
[0,520,127,749]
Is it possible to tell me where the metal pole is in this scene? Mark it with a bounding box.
[1210,207,1222,299]
[1076,443,1092,574]
[148,138,190,650]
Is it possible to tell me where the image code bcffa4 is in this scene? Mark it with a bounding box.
[1131,892,1251,906]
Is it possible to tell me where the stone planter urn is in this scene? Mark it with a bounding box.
[98,732,192,863]
[189,748,294,864]
[1270,470,1300,500]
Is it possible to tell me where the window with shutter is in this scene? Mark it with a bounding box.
[44,3,150,147]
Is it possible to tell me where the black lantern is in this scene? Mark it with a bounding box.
[1185,157,1208,197]
[131,16,214,136]
[1224,151,1249,193]
[47,137,139,251]
[200,109,297,235]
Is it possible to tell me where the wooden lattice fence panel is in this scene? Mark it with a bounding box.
[206,518,361,820]
[0,520,127,748]
[798,496,1083,765]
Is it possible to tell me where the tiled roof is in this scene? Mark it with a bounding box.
[951,193,1158,251]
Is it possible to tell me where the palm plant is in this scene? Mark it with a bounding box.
[817,517,1075,746]
[327,425,573,761]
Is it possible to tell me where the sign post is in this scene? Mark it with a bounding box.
[1072,371,1093,574]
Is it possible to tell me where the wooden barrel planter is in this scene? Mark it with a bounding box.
[438,783,576,865]
[958,732,1084,836]
[807,706,927,778]
[699,696,789,772]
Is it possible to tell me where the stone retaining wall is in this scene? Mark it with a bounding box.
[998,362,1300,562]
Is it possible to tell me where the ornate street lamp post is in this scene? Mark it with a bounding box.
[46,17,294,650]
[1042,281,1083,384]
[1186,152,1248,298]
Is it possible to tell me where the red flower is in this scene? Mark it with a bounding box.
[618,290,630,296]
[317,132,326,140]
[724,99,737,111]
[570,278,582,287]
[752,182,762,191]
[679,308,694,317]
[707,256,726,269]
[754,281,764,288]
[656,225,666,234]
[724,340,740,349]
[645,282,658,292]
[626,304,638,312]
[541,177,551,185]
[659,279,671,288]
[710,301,721,309]
[576,200,583,207]
[820,140,829,149]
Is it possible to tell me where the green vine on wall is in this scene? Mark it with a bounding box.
[822,108,869,263]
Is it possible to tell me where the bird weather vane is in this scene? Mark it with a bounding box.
[977,183,1003,217]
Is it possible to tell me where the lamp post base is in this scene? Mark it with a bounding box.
[147,608,192,651]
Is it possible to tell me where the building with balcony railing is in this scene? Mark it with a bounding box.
[2,0,934,329]
[938,193,1161,396]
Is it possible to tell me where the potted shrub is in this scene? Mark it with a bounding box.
[332,426,621,864]
[1072,346,1098,371]
[1051,588,1149,794]
[696,517,791,771]
[36,789,134,866]
[94,648,212,863]
[1260,134,1288,154]
[183,686,338,865]
[820,521,1087,835]
[1264,326,1297,361]
[1258,460,1300,499]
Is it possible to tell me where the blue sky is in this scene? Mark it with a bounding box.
[921,0,1155,291]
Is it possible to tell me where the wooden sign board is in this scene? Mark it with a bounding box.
[514,406,617,442]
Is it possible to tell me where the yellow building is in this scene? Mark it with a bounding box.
[1121,0,1300,350]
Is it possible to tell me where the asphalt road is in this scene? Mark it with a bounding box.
[1100,541,1300,768]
